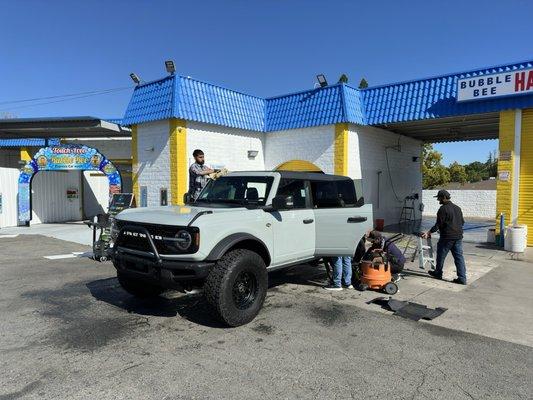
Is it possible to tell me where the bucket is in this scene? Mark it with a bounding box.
[504,225,527,253]
[487,228,496,244]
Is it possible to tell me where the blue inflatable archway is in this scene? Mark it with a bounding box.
[18,144,122,224]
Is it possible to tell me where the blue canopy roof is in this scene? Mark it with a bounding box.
[122,60,533,132]
[0,138,60,148]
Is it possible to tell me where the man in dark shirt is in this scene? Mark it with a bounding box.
[422,190,467,284]
[188,149,214,200]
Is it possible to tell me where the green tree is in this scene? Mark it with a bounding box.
[358,78,369,89]
[448,162,467,184]
[485,150,498,177]
[422,144,451,189]
[338,74,349,84]
[465,161,488,182]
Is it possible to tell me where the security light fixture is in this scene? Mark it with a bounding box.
[165,60,176,74]
[316,74,328,87]
[130,73,141,85]
[247,150,259,159]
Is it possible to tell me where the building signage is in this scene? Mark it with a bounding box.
[498,171,511,182]
[17,144,121,224]
[457,67,533,102]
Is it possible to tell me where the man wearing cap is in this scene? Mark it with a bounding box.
[422,190,467,285]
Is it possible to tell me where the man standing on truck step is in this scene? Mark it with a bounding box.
[422,189,467,285]
[189,149,214,200]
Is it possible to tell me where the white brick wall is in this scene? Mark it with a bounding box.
[187,121,264,173]
[348,124,423,225]
[136,120,171,207]
[423,190,496,219]
[264,125,335,173]
[133,119,423,225]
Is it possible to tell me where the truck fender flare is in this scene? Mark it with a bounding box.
[207,233,271,265]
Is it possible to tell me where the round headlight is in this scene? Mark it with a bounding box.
[175,230,192,251]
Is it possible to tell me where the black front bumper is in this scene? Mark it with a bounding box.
[111,225,213,287]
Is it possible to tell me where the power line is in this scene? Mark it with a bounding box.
[0,86,133,106]
[0,87,132,112]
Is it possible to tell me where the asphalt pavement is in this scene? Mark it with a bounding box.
[0,235,531,399]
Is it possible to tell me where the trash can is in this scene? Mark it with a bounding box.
[504,225,528,253]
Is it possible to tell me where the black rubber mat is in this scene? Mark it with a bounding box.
[368,297,447,321]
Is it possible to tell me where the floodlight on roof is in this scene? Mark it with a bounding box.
[316,74,328,87]
[165,60,176,74]
[130,73,141,85]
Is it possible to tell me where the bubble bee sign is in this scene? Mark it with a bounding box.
[18,145,121,224]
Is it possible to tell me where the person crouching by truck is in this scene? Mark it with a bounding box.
[367,230,406,280]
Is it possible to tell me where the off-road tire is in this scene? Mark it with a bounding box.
[117,273,165,298]
[204,249,267,327]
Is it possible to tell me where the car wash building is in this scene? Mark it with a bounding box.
[0,117,131,227]
[123,60,533,246]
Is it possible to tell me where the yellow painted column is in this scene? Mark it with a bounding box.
[169,118,188,205]
[518,108,533,246]
[495,111,515,235]
[131,125,140,202]
[334,123,349,176]
[20,147,32,162]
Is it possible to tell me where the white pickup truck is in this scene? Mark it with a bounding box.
[111,171,372,326]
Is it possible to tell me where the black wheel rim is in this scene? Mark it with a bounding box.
[232,271,258,310]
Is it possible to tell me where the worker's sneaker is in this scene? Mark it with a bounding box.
[452,278,466,285]
[323,285,343,291]
[428,270,442,280]
[343,284,354,289]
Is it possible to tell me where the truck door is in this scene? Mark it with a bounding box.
[268,179,315,266]
[311,179,372,256]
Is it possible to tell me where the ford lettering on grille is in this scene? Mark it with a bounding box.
[122,231,163,241]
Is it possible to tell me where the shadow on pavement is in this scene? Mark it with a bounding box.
[86,264,329,328]
[86,278,225,328]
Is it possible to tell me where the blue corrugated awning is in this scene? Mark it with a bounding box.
[122,60,533,134]
[0,138,61,148]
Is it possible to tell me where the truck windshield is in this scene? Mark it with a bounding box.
[195,176,274,206]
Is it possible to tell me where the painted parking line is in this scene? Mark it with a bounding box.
[44,254,78,260]
[0,234,19,238]
[44,252,93,260]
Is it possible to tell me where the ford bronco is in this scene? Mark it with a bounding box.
[111,171,372,326]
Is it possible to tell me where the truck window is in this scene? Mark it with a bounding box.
[276,179,309,209]
[311,180,356,208]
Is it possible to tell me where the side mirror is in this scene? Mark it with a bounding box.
[272,195,294,210]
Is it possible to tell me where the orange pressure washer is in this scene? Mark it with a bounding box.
[356,233,403,295]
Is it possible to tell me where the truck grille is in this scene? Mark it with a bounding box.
[114,220,185,255]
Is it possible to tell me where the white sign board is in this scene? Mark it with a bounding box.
[457,67,533,102]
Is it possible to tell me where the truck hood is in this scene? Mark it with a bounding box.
[115,205,244,226]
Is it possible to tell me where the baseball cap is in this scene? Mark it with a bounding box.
[434,189,451,199]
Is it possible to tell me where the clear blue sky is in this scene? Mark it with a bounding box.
[1,0,532,165]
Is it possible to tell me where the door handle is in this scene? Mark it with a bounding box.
[303,219,314,224]
[347,216,367,223]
